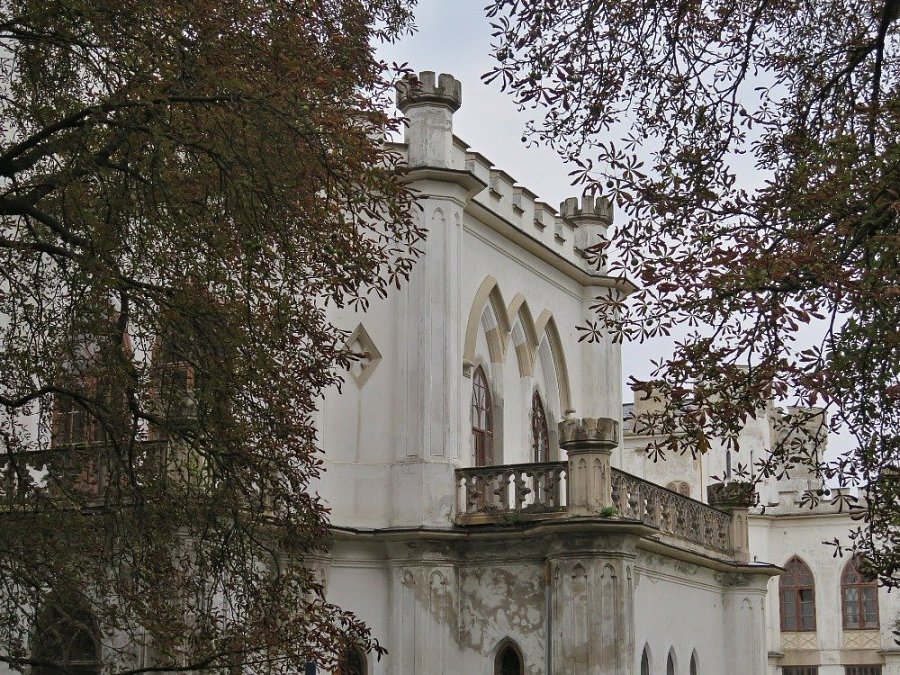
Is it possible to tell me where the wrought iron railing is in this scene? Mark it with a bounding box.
[610,468,732,554]
[456,461,567,522]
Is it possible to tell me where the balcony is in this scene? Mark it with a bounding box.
[456,461,737,559]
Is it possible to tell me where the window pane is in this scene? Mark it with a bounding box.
[781,595,798,630]
[863,588,878,626]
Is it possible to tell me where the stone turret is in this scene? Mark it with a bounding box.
[561,195,614,271]
[396,71,462,169]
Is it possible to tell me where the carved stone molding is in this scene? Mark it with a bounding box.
[781,632,818,650]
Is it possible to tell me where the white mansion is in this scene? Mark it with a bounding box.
[312,72,900,675]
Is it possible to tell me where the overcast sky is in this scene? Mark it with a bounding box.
[378,1,680,401]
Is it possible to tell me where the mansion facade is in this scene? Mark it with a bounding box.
[310,71,900,674]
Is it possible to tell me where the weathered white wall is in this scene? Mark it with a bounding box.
[752,501,900,675]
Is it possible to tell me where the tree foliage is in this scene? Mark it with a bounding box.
[0,0,419,672]
[486,0,900,580]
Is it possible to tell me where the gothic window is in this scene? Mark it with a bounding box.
[667,650,676,675]
[690,650,699,675]
[531,391,550,462]
[472,366,493,466]
[494,641,524,675]
[845,667,882,675]
[335,647,366,675]
[32,603,100,675]
[640,646,651,675]
[842,556,879,630]
[780,557,816,631]
[725,450,732,480]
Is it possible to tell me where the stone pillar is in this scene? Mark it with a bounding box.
[559,417,619,516]
[549,537,636,675]
[565,195,623,425]
[708,481,754,564]
[396,71,462,169]
[561,196,613,274]
[718,573,770,675]
[391,71,475,528]
[389,560,457,675]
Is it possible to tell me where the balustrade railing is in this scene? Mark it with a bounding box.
[610,468,732,554]
[454,461,734,556]
[456,461,567,522]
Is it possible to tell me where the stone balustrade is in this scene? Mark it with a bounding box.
[611,468,733,555]
[454,460,736,558]
[456,461,568,524]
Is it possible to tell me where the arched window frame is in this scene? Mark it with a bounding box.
[842,556,879,630]
[780,556,816,631]
[531,390,550,463]
[32,600,101,675]
[494,639,524,675]
[690,649,699,675]
[472,366,493,466]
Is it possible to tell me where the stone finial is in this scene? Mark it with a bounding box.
[560,195,613,227]
[396,71,463,113]
[559,417,619,452]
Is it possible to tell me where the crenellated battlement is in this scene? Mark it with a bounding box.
[394,69,626,282]
[396,71,462,113]
[561,195,614,225]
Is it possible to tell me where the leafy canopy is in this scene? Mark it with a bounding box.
[486,0,900,580]
[0,0,419,672]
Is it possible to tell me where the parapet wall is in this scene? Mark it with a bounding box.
[394,70,614,276]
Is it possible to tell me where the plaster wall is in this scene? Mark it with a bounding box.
[633,559,730,675]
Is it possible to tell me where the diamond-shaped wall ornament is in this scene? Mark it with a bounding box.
[346,323,382,388]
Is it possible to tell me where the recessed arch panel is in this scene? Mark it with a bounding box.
[463,276,511,370]
[535,310,573,415]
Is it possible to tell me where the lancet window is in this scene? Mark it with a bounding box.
[494,641,523,675]
[780,556,816,631]
[472,366,493,466]
[842,556,879,630]
[531,391,550,463]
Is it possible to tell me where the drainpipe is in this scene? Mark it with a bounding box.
[545,560,552,675]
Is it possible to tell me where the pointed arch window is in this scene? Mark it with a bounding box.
[335,646,366,675]
[842,556,879,630]
[531,391,550,462]
[32,602,100,675]
[690,650,699,675]
[667,650,676,675]
[640,646,651,675]
[494,641,524,675]
[780,556,816,631]
[472,366,493,466]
